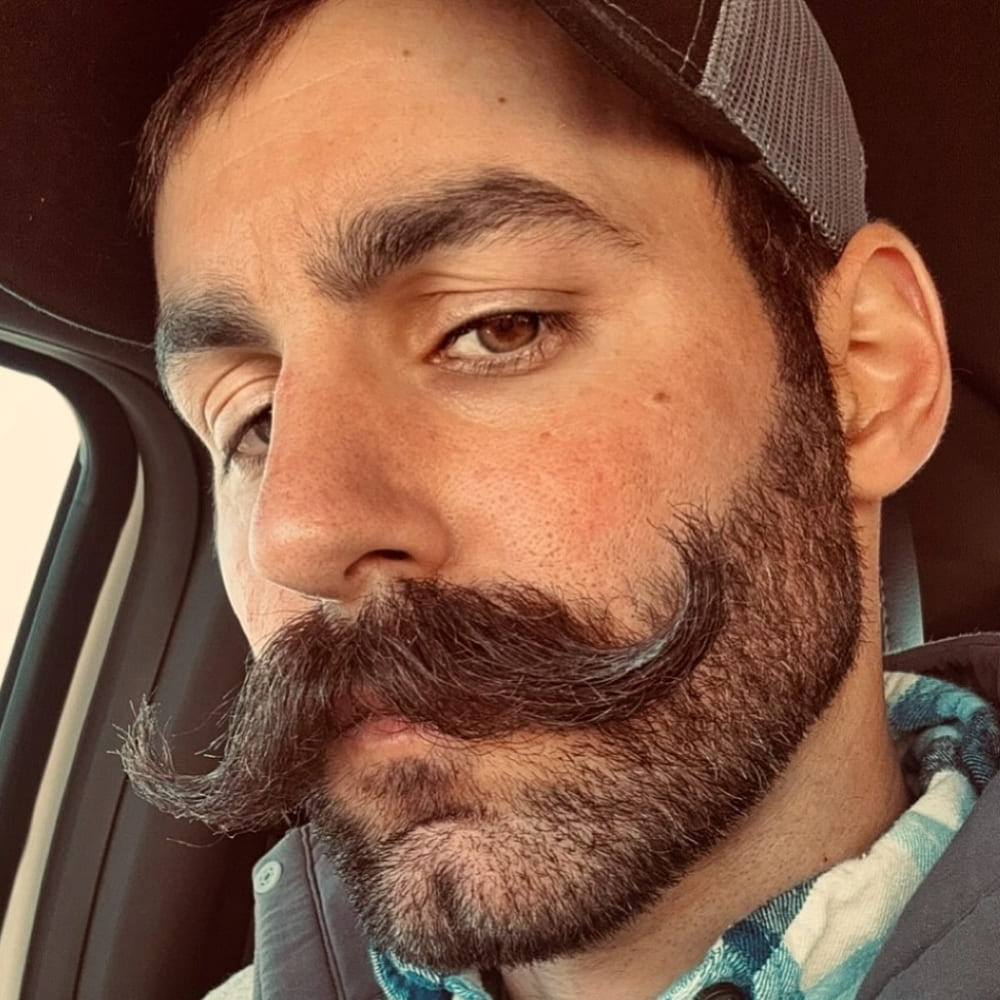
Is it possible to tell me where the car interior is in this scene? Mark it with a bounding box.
[0,2,996,997]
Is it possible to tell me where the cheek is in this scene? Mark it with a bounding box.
[437,403,701,592]
[214,495,255,632]
[435,354,772,598]
[214,489,309,650]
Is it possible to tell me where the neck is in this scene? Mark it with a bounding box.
[502,639,908,1000]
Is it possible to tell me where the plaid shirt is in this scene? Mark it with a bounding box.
[372,671,1000,1000]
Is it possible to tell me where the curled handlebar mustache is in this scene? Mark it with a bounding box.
[120,522,726,834]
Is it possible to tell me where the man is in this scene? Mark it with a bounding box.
[118,1,999,997]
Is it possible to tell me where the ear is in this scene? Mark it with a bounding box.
[817,222,950,503]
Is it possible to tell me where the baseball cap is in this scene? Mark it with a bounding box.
[0,0,865,346]
[534,0,866,250]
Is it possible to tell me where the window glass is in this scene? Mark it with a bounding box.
[0,368,80,679]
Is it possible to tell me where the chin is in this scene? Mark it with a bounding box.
[309,751,700,971]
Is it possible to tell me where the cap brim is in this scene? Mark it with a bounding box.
[533,0,758,161]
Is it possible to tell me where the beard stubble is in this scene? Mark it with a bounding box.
[121,343,862,971]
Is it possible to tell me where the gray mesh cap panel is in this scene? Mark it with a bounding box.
[534,0,868,250]
[697,0,868,248]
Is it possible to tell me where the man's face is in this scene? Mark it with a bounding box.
[149,0,860,970]
[157,0,778,639]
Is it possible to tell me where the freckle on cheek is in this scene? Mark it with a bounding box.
[652,391,668,404]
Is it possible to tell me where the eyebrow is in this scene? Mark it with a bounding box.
[305,169,640,301]
[156,286,270,386]
[156,169,640,381]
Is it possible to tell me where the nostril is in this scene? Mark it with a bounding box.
[339,548,419,595]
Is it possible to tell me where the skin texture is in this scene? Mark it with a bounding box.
[152,1,951,996]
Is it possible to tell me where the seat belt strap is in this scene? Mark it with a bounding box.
[881,495,924,652]
[252,825,383,1000]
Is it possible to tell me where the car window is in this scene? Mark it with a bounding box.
[0,367,79,679]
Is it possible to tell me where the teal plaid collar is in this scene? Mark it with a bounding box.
[372,671,999,1000]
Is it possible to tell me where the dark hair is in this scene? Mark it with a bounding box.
[133,0,324,228]
[135,0,839,364]
[708,155,838,387]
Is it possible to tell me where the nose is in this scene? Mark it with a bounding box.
[247,365,451,604]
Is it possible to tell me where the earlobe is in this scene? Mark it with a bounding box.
[817,222,950,502]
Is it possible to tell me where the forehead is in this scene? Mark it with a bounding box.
[193,0,660,140]
[153,0,675,251]
[151,0,724,390]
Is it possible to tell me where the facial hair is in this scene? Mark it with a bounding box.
[121,351,861,971]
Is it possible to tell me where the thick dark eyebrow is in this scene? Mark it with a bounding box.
[305,169,642,302]
[156,170,640,382]
[156,286,270,387]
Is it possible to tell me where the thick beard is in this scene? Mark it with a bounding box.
[306,380,861,970]
[121,347,861,972]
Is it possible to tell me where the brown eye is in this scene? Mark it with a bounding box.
[436,310,574,375]
[469,312,542,353]
[223,406,272,472]
[244,410,272,449]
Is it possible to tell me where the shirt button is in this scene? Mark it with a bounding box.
[253,859,283,894]
[695,984,749,1000]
